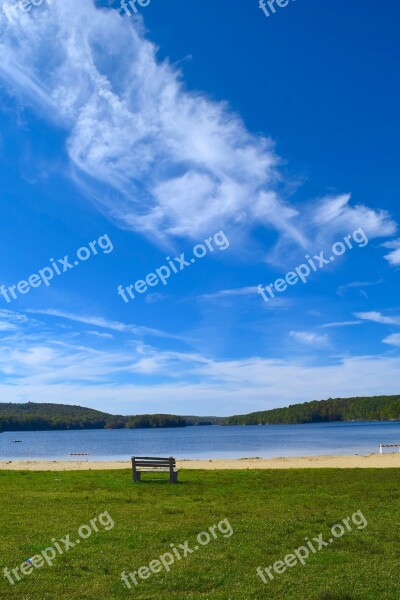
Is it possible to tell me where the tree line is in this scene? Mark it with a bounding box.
[1,396,400,431]
[224,395,400,425]
[0,403,216,431]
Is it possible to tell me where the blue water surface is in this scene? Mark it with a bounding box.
[1,421,400,461]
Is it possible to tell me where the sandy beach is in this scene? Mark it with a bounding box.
[0,453,399,471]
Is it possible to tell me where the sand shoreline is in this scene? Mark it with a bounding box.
[0,453,399,470]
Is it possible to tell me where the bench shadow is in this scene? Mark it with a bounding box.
[132,479,183,485]
[316,593,354,600]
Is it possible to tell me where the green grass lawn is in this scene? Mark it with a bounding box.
[0,468,399,599]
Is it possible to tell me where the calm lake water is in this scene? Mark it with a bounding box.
[1,421,400,461]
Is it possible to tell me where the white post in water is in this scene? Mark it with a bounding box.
[379,444,383,454]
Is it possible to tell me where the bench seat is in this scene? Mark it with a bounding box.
[131,456,178,483]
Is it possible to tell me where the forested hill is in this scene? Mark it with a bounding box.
[1,396,400,431]
[0,402,110,431]
[224,395,400,425]
[0,403,213,432]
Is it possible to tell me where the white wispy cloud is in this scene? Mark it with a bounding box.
[26,308,175,339]
[321,321,363,329]
[0,1,396,259]
[268,193,397,265]
[0,0,295,247]
[382,239,400,266]
[354,311,400,326]
[311,194,396,239]
[201,286,258,300]
[0,320,17,331]
[87,330,114,339]
[0,309,30,325]
[336,279,384,296]
[289,330,329,346]
[383,334,400,347]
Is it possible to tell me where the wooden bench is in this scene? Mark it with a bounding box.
[131,456,178,483]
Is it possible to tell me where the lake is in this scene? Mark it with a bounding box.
[1,421,400,461]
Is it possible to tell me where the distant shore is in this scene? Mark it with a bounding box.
[1,453,400,470]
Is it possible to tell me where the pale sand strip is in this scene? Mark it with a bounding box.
[0,454,400,471]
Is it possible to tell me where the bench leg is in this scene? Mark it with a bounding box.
[169,471,178,484]
[133,471,141,482]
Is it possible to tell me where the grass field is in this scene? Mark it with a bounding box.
[0,468,399,599]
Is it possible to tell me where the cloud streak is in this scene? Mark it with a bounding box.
[0,0,396,258]
[354,311,400,326]
[26,308,176,339]
[0,0,291,246]
[382,239,400,266]
[289,330,329,346]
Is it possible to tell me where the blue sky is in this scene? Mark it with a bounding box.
[0,0,399,416]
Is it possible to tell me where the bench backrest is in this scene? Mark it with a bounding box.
[132,456,176,469]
